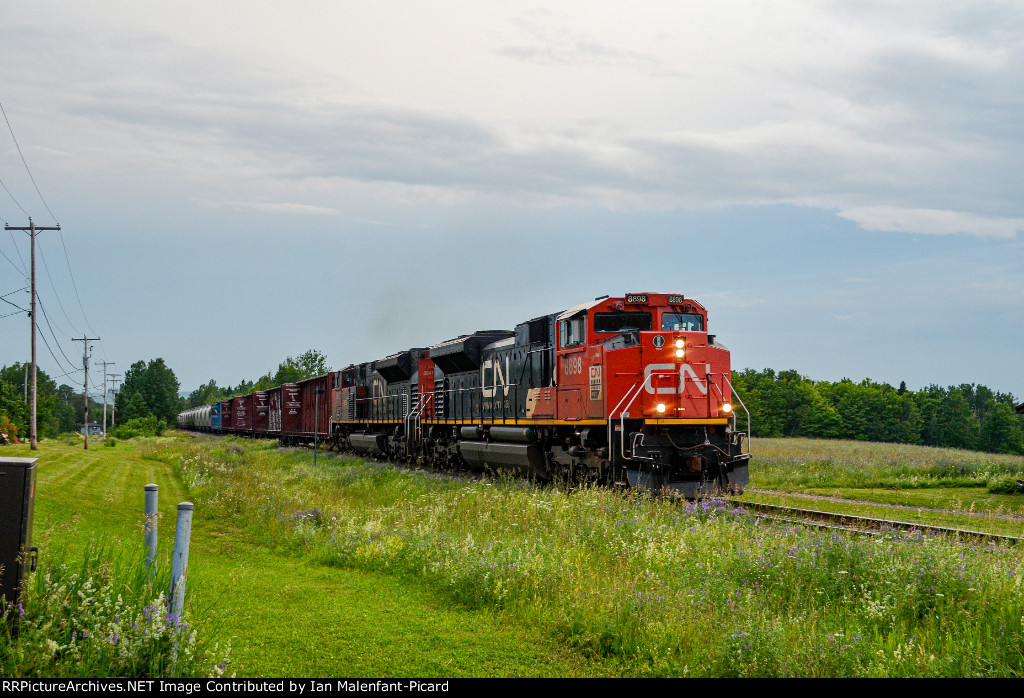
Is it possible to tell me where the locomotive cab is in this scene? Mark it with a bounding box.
[554,293,750,496]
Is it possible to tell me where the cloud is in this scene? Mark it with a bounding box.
[216,201,340,216]
[496,8,672,74]
[838,206,1024,239]
[3,5,1024,239]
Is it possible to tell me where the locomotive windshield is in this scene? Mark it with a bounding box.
[594,312,653,333]
[661,312,704,331]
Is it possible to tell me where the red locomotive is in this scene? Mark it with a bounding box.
[180,292,750,496]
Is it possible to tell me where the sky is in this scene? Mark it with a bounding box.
[0,1,1022,400]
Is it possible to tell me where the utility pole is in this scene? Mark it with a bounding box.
[99,361,115,439]
[109,374,121,426]
[72,336,99,449]
[5,218,61,450]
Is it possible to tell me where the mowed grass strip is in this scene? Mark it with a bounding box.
[6,439,610,677]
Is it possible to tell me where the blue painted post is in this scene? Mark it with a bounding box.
[169,502,194,619]
[144,484,158,566]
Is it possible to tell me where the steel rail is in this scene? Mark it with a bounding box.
[732,499,1021,545]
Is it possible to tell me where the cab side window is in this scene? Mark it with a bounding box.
[661,312,704,331]
[560,315,586,347]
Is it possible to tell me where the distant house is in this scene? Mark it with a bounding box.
[80,422,103,436]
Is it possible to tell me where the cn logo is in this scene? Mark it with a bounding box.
[481,356,511,398]
[643,363,709,395]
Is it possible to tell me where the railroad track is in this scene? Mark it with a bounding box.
[731,499,1022,545]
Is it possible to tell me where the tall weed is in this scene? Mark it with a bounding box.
[0,539,230,678]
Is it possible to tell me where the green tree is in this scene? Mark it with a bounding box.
[186,379,229,409]
[0,379,27,440]
[0,362,63,437]
[980,402,1024,454]
[936,389,980,449]
[115,359,182,426]
[273,349,329,385]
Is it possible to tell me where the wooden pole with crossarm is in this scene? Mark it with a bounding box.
[5,218,60,450]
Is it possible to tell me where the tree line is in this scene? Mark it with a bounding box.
[730,369,1024,455]
[182,349,329,409]
[0,349,329,442]
[0,363,102,440]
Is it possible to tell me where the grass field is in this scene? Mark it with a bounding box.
[748,437,1024,537]
[1,436,613,677]
[4,433,1024,677]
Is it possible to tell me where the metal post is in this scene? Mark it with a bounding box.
[169,502,193,619]
[144,484,158,566]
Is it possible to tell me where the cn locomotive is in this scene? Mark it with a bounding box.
[179,292,751,496]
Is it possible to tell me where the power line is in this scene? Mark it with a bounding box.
[0,292,27,313]
[36,239,80,336]
[37,296,78,371]
[0,100,59,224]
[37,317,71,375]
[0,283,27,318]
[48,366,83,381]
[6,230,28,275]
[0,174,29,218]
[56,230,95,335]
[1,286,27,299]
[0,242,27,275]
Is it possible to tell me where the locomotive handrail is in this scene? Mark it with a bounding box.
[611,373,656,462]
[709,378,732,427]
[606,379,641,462]
[354,383,520,423]
[404,392,432,448]
[722,374,752,456]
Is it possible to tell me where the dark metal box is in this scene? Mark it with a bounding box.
[0,457,38,605]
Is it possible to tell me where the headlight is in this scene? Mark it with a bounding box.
[721,403,732,413]
[656,403,666,413]
[675,339,685,349]
[675,348,685,358]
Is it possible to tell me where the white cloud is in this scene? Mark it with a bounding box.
[838,206,1023,239]
[217,201,340,216]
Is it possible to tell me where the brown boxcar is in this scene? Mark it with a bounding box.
[267,386,282,433]
[220,399,233,434]
[292,373,335,441]
[281,383,302,437]
[251,391,269,434]
[232,395,250,432]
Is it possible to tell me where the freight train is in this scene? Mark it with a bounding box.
[178,292,751,496]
